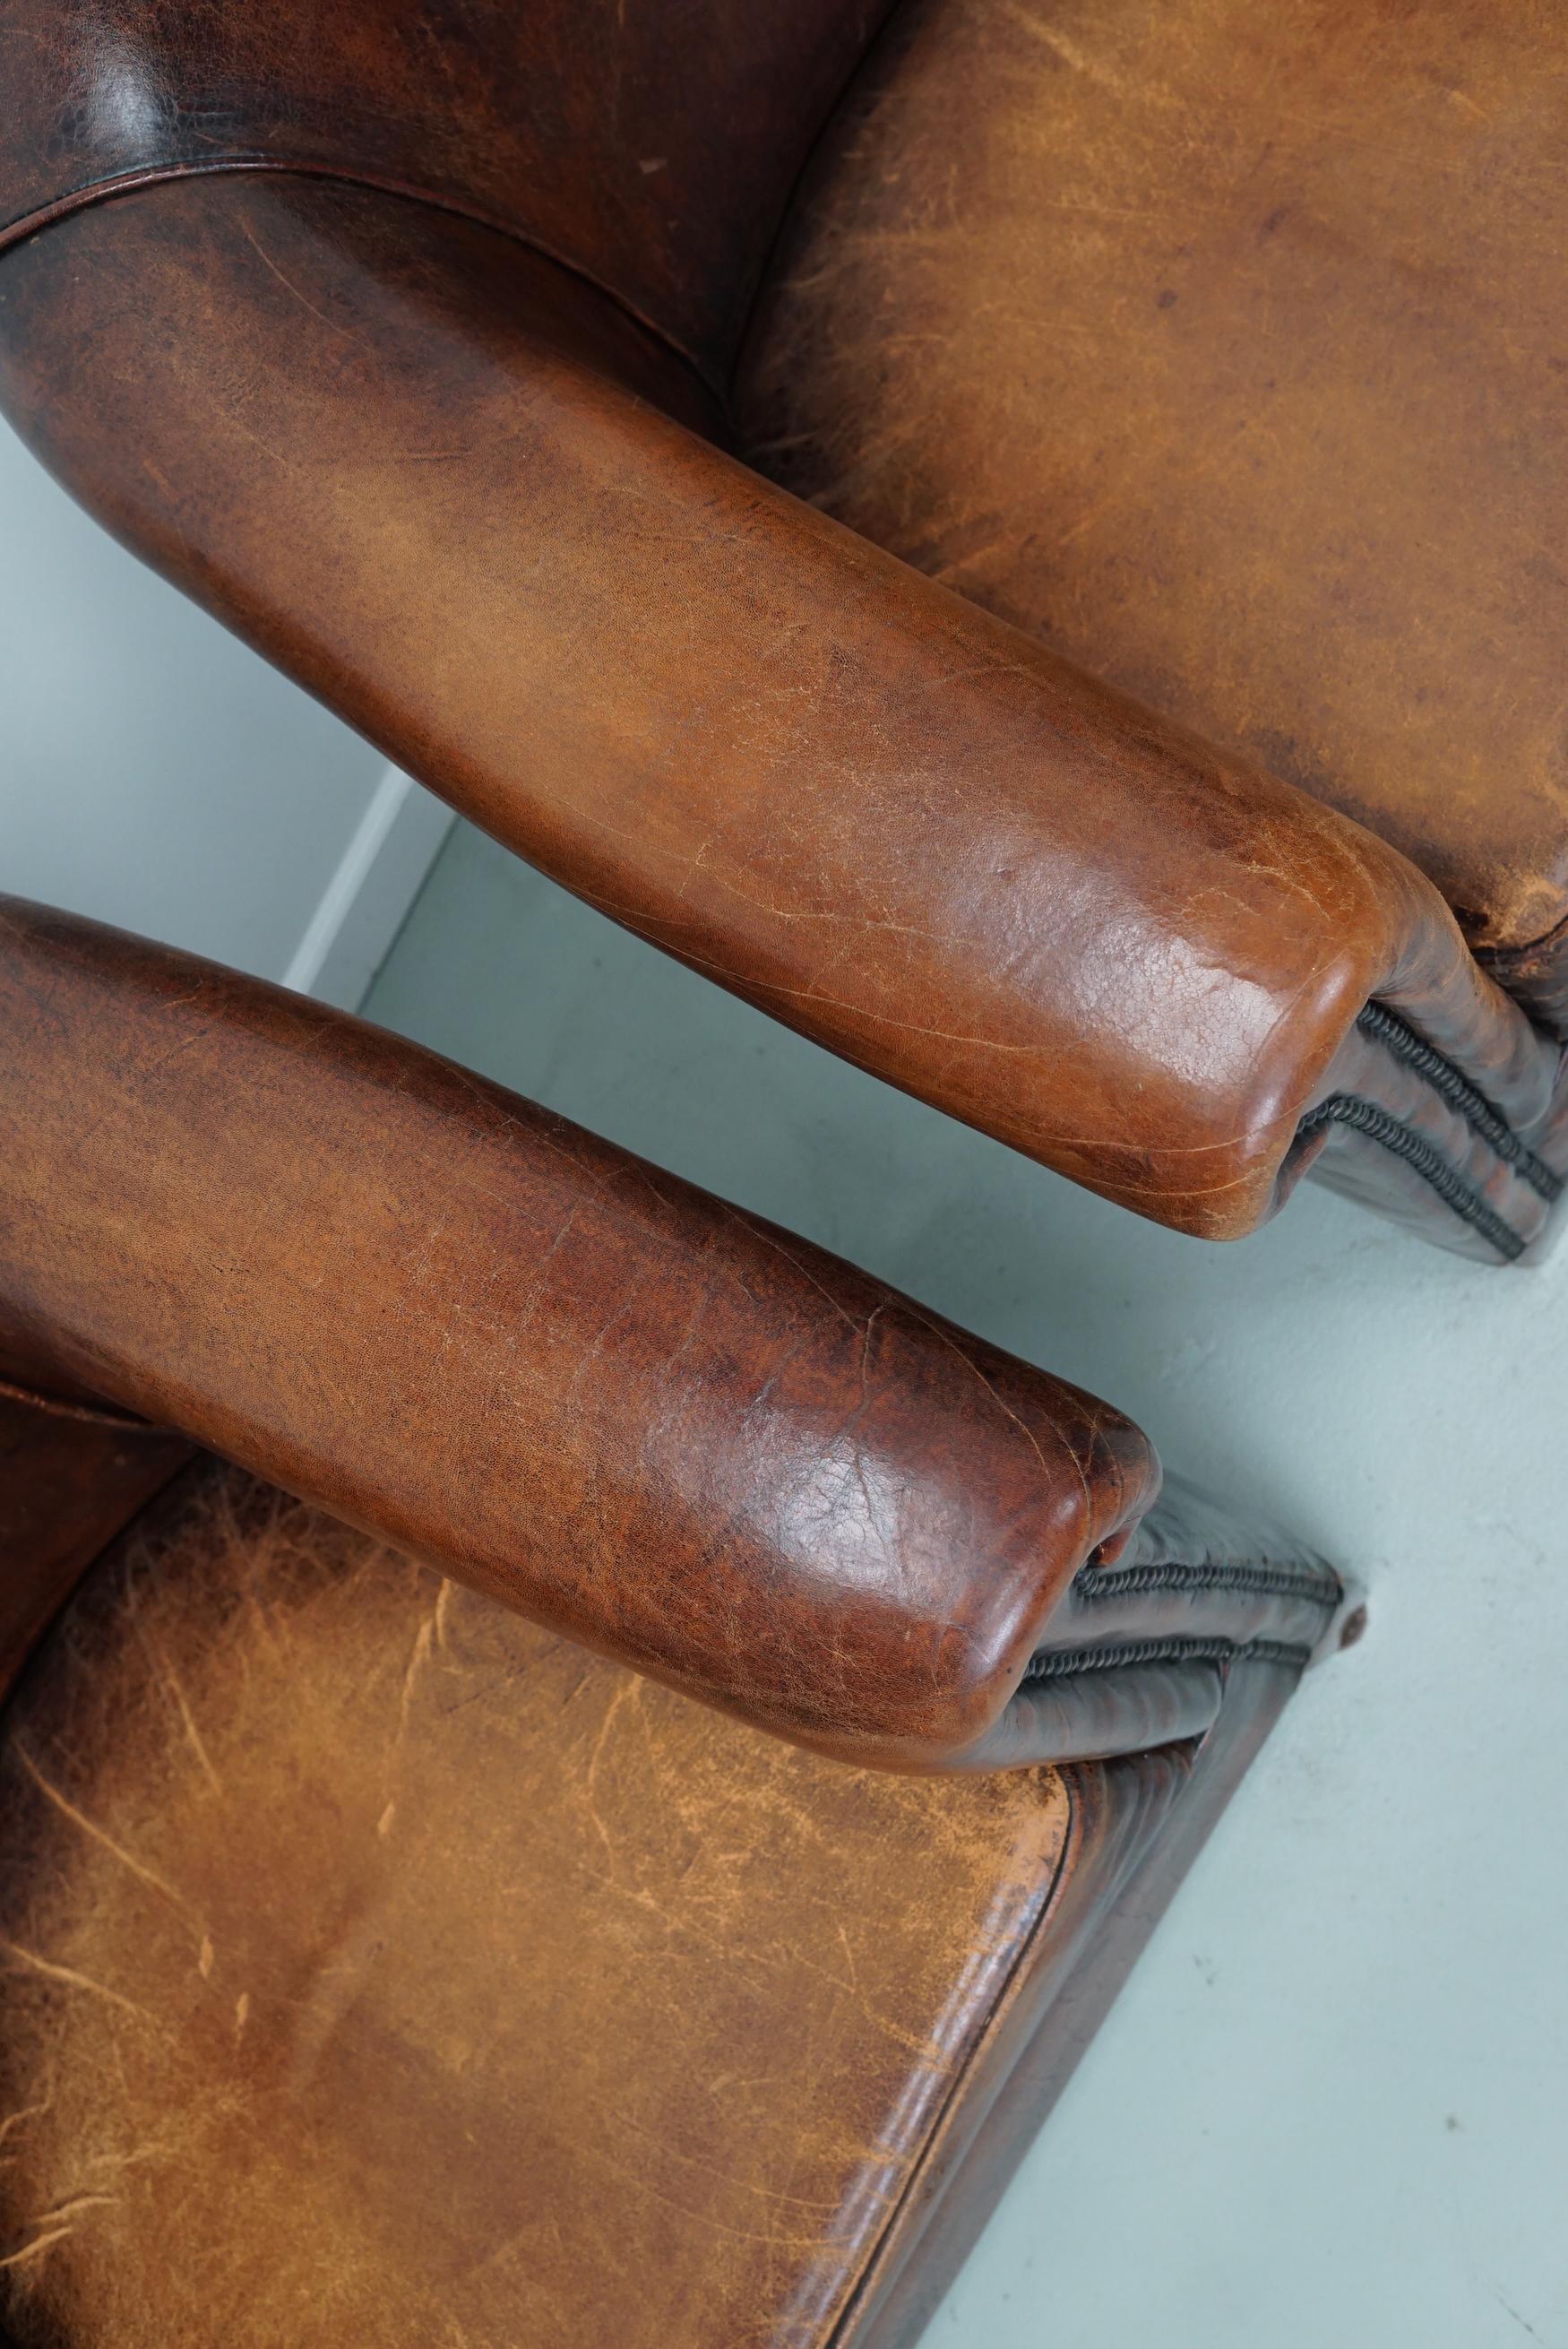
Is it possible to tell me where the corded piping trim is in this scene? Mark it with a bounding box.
[1021,1634,1312,1686]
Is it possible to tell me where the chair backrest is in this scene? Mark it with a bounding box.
[0,0,894,383]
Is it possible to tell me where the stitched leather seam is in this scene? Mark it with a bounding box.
[1357,1001,1562,1203]
[1022,1635,1311,1685]
[0,159,719,402]
[1073,1558,1341,1609]
[1297,1092,1529,1260]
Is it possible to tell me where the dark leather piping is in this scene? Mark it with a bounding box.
[1357,1000,1563,1202]
[1297,1092,1529,1260]
[0,159,720,412]
[1021,1635,1312,1686]
[1074,1558,1341,1609]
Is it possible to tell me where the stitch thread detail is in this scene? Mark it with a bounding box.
[1298,1093,1529,1260]
[1357,1002,1563,1204]
[1021,1634,1311,1685]
[1074,1558,1340,1609]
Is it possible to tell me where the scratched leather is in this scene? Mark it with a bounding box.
[0,0,892,384]
[0,898,1166,1770]
[0,1463,1087,2348]
[738,0,1568,1030]
[1,902,1344,1767]
[0,180,1543,1248]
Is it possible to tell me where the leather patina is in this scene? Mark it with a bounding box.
[0,899,1345,1770]
[0,1460,1305,2348]
[741,0,1568,1032]
[1,4,1564,1257]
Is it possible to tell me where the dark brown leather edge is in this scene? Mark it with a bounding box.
[0,0,895,381]
[0,1385,193,1705]
[1481,916,1568,1045]
[839,1653,1300,2345]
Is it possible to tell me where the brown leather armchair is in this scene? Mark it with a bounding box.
[0,899,1350,2344]
[2,0,1565,1265]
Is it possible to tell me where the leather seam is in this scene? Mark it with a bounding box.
[1073,1558,1341,1610]
[1357,1001,1562,1203]
[0,1374,163,1433]
[0,158,719,406]
[1022,1635,1312,1686]
[823,1746,1085,2349]
[1297,1092,1529,1260]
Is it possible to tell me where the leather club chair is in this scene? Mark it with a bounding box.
[2,1,1566,1266]
[0,899,1353,2345]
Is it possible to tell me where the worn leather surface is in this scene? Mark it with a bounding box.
[850,1645,1299,2347]
[1,899,1343,1766]
[0,0,892,383]
[0,897,1166,1771]
[740,0,1568,1020]
[1304,1005,1568,1262]
[0,179,1548,1251]
[0,1463,1293,2349]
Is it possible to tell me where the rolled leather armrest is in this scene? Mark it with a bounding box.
[0,900,1344,1768]
[1,172,1561,1257]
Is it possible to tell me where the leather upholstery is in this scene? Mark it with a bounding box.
[0,9,1412,2321]
[740,0,1568,1029]
[0,1459,1301,2349]
[0,0,891,382]
[1,899,1347,1768]
[1,172,1560,1255]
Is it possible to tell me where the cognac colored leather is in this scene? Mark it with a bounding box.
[0,1456,1306,2349]
[0,908,1341,2344]
[1,6,1564,1259]
[0,898,1348,1772]
[741,0,1568,1036]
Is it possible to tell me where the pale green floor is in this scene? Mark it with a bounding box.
[368,821,1568,2349]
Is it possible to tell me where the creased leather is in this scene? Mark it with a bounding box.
[0,1462,1297,2349]
[0,175,1543,1250]
[1,896,1155,1771]
[739,0,1568,1014]
[974,1472,1339,1769]
[1301,1010,1568,1262]
[1,899,1339,1769]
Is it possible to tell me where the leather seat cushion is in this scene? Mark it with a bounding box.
[0,1462,1081,2348]
[740,0,1568,1012]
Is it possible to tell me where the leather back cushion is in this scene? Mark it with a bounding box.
[741,0,1568,968]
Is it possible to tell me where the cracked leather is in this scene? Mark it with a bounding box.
[0,900,1333,1769]
[739,0,1568,1030]
[0,39,1560,1249]
[0,1459,1299,2348]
